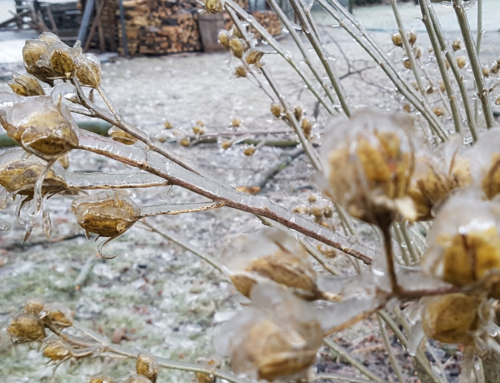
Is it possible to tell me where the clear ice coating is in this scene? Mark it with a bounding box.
[76,130,378,262]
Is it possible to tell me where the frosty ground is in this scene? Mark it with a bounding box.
[1,1,500,382]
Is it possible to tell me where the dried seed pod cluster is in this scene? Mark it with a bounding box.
[71,191,140,238]
[215,283,323,381]
[22,32,101,87]
[7,299,74,343]
[320,109,416,226]
[8,71,45,97]
[0,93,79,159]
[0,158,67,199]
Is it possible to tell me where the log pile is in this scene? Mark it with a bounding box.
[106,0,281,55]
[116,0,201,55]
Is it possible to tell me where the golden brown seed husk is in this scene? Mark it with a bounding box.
[218,31,229,49]
[244,319,322,381]
[243,146,256,156]
[481,153,500,199]
[301,118,312,138]
[452,39,461,51]
[8,313,46,342]
[136,353,159,383]
[9,72,45,97]
[391,33,402,47]
[246,50,264,65]
[76,53,101,88]
[234,66,247,78]
[43,340,71,360]
[456,56,467,69]
[407,30,417,46]
[271,103,283,118]
[163,121,173,129]
[0,159,67,197]
[422,293,482,344]
[72,192,140,237]
[433,108,444,117]
[229,38,244,59]
[24,297,45,315]
[109,126,137,145]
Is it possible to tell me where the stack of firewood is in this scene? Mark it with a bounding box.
[109,0,281,55]
[116,0,201,55]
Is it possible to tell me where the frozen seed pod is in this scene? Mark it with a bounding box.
[48,41,81,78]
[0,94,79,159]
[319,109,416,226]
[195,359,219,383]
[228,38,244,59]
[8,71,45,97]
[43,339,71,360]
[391,32,403,47]
[109,126,137,145]
[230,117,241,128]
[7,313,46,342]
[422,196,500,298]
[408,150,450,221]
[215,283,323,382]
[470,129,500,199]
[41,302,74,327]
[24,297,45,315]
[246,50,265,69]
[301,118,312,139]
[456,56,467,69]
[221,140,232,150]
[136,353,159,383]
[414,46,422,59]
[163,121,173,129]
[403,58,411,69]
[234,66,247,78]
[433,107,444,117]
[422,294,488,344]
[22,39,54,84]
[221,228,323,300]
[482,66,490,77]
[204,0,223,13]
[270,103,283,118]
[71,191,140,238]
[452,38,461,51]
[218,30,230,49]
[192,125,205,135]
[407,30,417,46]
[0,159,67,197]
[58,154,70,169]
[243,146,256,156]
[180,138,190,147]
[75,53,101,88]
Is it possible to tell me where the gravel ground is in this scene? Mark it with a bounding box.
[0,2,499,382]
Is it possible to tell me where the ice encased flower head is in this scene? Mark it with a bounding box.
[422,195,500,298]
[214,283,322,382]
[319,109,416,226]
[0,158,67,198]
[221,227,319,300]
[75,53,101,88]
[8,71,45,97]
[470,128,500,200]
[421,293,490,345]
[71,191,140,238]
[0,93,79,159]
[48,41,81,78]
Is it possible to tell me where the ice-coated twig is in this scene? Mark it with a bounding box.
[140,218,224,273]
[388,0,428,105]
[427,5,478,141]
[49,319,249,383]
[419,0,462,136]
[225,6,324,172]
[223,0,335,115]
[376,315,405,383]
[75,129,375,264]
[265,0,338,109]
[69,77,201,175]
[288,0,353,117]
[64,170,169,189]
[318,0,447,141]
[323,338,385,382]
[139,201,224,218]
[451,0,494,129]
